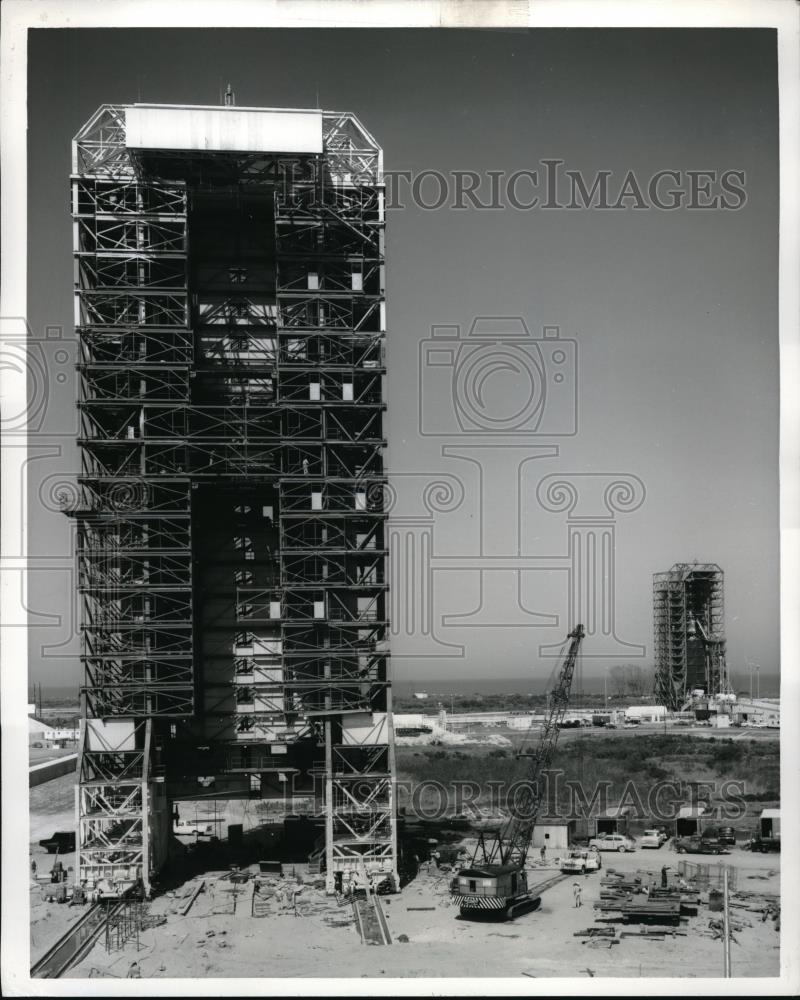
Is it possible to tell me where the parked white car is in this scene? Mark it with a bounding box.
[588,833,636,853]
[560,848,602,874]
[639,828,668,849]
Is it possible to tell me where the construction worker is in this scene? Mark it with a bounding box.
[661,865,670,889]
[290,879,303,915]
[540,844,546,863]
[30,859,37,878]
[573,882,582,908]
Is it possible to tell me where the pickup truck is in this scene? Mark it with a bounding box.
[560,848,602,874]
[674,835,729,855]
[748,835,780,854]
[588,833,636,853]
[639,828,668,849]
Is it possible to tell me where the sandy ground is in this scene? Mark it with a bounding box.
[29,773,79,965]
[29,772,75,843]
[28,733,780,981]
[59,845,779,981]
[28,772,781,981]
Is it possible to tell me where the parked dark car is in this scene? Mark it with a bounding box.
[675,835,728,856]
[748,835,781,854]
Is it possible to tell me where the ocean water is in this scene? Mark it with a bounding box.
[37,674,780,702]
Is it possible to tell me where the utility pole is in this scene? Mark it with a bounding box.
[722,867,731,977]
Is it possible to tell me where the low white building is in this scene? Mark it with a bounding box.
[29,717,58,744]
[392,713,435,730]
[507,714,538,730]
[28,716,79,746]
[733,698,780,728]
[624,705,667,722]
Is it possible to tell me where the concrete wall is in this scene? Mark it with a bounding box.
[29,754,78,788]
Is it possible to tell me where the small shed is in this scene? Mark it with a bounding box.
[675,802,713,837]
[530,819,575,851]
[759,808,780,841]
[590,806,633,838]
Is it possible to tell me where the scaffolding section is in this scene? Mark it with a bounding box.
[653,563,726,711]
[69,103,397,896]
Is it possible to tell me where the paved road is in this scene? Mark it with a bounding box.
[29,746,79,767]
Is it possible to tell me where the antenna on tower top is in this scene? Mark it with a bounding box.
[224,83,235,107]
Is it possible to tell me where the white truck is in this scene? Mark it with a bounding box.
[559,847,602,874]
[639,828,668,849]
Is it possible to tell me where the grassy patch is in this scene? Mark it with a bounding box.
[395,734,779,825]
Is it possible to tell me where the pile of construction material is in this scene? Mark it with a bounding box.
[593,869,700,926]
[573,866,781,952]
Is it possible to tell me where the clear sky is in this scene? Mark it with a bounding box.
[26,27,779,689]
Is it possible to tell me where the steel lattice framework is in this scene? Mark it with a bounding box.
[653,563,726,711]
[69,104,397,896]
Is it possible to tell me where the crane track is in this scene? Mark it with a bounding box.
[530,871,571,896]
[352,893,392,945]
[30,900,124,979]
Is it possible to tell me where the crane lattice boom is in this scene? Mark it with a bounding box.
[472,624,585,868]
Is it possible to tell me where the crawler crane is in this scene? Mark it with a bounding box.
[449,624,585,919]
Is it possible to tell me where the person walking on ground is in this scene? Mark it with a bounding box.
[661,865,670,889]
[540,844,546,863]
[573,882,582,908]
[31,859,37,878]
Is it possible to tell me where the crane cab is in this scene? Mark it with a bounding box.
[449,864,540,920]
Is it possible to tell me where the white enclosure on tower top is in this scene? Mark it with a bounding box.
[125,105,324,154]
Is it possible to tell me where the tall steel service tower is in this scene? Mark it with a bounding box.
[69,103,397,896]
